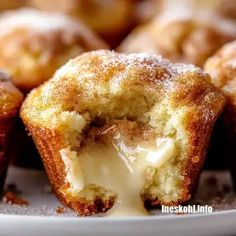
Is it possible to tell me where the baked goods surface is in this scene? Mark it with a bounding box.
[119,9,236,67]
[29,0,136,47]
[0,71,23,193]
[0,8,108,92]
[21,50,225,216]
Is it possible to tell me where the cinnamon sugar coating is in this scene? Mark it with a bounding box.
[21,50,224,215]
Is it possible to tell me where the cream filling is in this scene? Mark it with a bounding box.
[60,149,84,195]
[60,136,175,216]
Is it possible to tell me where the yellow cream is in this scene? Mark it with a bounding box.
[60,134,175,216]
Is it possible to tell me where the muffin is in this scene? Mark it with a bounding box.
[0,71,23,193]
[29,0,135,47]
[0,8,108,92]
[205,40,236,189]
[119,9,236,67]
[21,50,224,216]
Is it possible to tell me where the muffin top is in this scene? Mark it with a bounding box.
[0,8,108,91]
[0,71,23,118]
[119,9,236,67]
[204,40,236,109]
[21,50,224,132]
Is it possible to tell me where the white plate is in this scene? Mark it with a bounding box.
[0,167,235,236]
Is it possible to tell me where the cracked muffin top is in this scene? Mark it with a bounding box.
[21,49,224,129]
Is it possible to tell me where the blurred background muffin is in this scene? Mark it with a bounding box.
[0,8,108,92]
[204,41,236,189]
[0,8,108,169]
[0,71,23,192]
[119,8,236,67]
[29,0,137,47]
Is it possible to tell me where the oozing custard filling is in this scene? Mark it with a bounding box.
[60,121,176,216]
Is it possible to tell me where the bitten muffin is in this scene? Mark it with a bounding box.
[21,50,224,216]
[0,71,23,193]
[119,9,236,67]
[205,40,236,189]
[0,8,108,92]
[29,0,135,47]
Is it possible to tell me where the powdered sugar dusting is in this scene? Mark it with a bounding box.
[118,50,202,77]
[54,50,204,86]
[126,52,202,76]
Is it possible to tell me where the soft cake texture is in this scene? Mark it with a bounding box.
[21,50,224,216]
[0,8,108,92]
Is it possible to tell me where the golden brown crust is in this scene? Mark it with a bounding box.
[119,10,236,67]
[0,8,108,92]
[23,122,114,216]
[21,50,225,215]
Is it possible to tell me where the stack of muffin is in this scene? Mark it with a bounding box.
[0,0,236,216]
